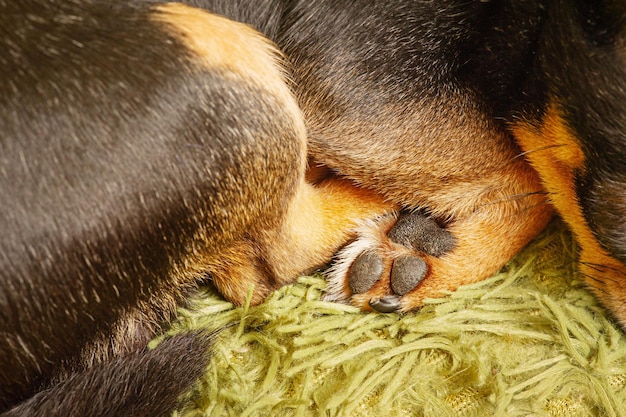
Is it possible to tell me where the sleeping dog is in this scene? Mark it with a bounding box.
[1,0,625,415]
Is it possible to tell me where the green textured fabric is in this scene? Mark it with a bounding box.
[155,220,626,416]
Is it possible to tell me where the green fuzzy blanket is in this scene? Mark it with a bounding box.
[155,220,626,416]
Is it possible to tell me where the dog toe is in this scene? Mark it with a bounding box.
[348,249,384,294]
[390,255,427,295]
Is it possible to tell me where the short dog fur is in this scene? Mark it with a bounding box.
[1,0,625,415]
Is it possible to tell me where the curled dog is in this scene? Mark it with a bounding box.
[1,0,624,415]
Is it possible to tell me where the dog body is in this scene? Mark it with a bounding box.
[1,0,625,415]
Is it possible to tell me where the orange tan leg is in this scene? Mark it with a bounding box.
[512,102,626,326]
[325,162,553,312]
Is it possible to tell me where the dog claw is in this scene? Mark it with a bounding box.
[369,295,400,313]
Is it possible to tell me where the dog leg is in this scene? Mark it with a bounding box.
[513,104,626,327]
[326,164,553,312]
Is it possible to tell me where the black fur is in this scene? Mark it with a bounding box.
[2,334,212,417]
[2,0,625,414]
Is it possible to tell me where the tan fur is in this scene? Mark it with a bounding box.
[153,3,301,126]
[209,177,397,306]
[341,162,554,311]
[304,96,526,216]
[263,178,397,284]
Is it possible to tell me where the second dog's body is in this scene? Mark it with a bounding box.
[1,0,625,415]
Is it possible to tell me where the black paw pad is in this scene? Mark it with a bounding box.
[348,250,383,294]
[369,295,400,313]
[387,211,455,257]
[391,255,427,295]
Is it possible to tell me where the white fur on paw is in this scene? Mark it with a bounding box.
[323,212,398,303]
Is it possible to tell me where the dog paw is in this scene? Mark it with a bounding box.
[325,211,455,312]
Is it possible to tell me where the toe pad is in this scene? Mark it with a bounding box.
[391,255,427,295]
[387,211,455,257]
[348,250,383,294]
